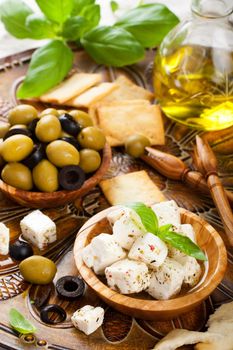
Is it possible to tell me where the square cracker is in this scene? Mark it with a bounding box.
[96,101,165,146]
[40,73,102,104]
[100,75,154,102]
[88,99,150,126]
[65,82,118,108]
[99,170,165,206]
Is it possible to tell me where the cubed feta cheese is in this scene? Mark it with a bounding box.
[107,206,125,226]
[71,305,104,335]
[0,223,9,255]
[179,224,196,242]
[147,257,184,300]
[128,233,168,269]
[112,208,146,250]
[20,210,56,250]
[82,233,126,275]
[183,256,201,287]
[105,258,150,294]
[168,246,187,265]
[82,244,95,268]
[151,200,180,229]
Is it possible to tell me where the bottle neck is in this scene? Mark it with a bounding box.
[192,0,233,19]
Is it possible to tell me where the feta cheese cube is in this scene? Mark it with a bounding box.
[107,206,125,226]
[112,208,146,250]
[20,210,56,250]
[82,244,95,268]
[105,258,150,294]
[168,246,187,265]
[0,223,9,255]
[183,256,201,287]
[179,224,196,242]
[71,305,104,335]
[128,233,168,269]
[82,233,126,275]
[151,200,180,228]
[147,257,184,300]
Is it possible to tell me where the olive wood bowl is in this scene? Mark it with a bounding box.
[0,143,111,208]
[74,207,227,320]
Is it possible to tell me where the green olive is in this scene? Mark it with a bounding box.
[69,110,93,128]
[39,108,59,118]
[35,115,61,142]
[60,130,72,138]
[57,109,68,116]
[1,135,34,162]
[0,121,10,138]
[46,140,80,167]
[79,149,101,173]
[77,127,106,150]
[19,256,57,284]
[125,134,150,158]
[1,163,33,190]
[0,139,5,167]
[10,124,27,130]
[8,104,38,125]
[33,159,58,192]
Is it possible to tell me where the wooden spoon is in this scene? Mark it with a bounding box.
[195,135,233,245]
[141,147,233,208]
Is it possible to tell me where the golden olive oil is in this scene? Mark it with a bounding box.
[153,44,233,130]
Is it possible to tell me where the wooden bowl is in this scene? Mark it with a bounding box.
[74,207,227,320]
[0,143,111,208]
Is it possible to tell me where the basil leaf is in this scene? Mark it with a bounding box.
[81,26,144,67]
[110,1,119,12]
[127,202,158,234]
[116,4,179,48]
[62,16,87,40]
[26,14,56,39]
[79,4,101,33]
[17,40,73,98]
[157,230,207,261]
[35,0,73,24]
[9,308,36,334]
[159,224,172,232]
[72,0,95,15]
[0,0,33,39]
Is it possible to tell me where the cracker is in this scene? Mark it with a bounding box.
[152,329,221,350]
[100,75,154,102]
[96,102,165,146]
[40,73,102,104]
[88,100,150,127]
[99,170,165,206]
[65,82,118,108]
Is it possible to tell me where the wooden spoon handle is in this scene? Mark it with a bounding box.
[207,174,233,245]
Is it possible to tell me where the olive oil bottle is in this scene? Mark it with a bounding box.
[153,0,233,131]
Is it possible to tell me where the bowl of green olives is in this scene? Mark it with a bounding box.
[0,105,111,208]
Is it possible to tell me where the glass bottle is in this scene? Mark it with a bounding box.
[153,0,233,131]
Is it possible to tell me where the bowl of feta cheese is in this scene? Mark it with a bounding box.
[74,200,227,320]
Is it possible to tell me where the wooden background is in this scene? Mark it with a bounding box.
[0,49,233,350]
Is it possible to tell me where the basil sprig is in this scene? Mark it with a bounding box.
[127,202,207,261]
[9,308,37,334]
[0,0,179,98]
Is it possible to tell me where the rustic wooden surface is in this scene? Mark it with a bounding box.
[0,49,233,350]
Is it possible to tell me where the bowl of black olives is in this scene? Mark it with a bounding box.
[0,105,111,208]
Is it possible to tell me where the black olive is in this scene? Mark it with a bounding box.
[40,304,66,324]
[3,128,31,140]
[9,240,33,261]
[60,136,81,150]
[58,165,85,190]
[28,118,39,136]
[59,113,81,137]
[22,144,45,169]
[55,276,85,300]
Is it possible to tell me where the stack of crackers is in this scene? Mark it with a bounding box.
[40,73,165,147]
